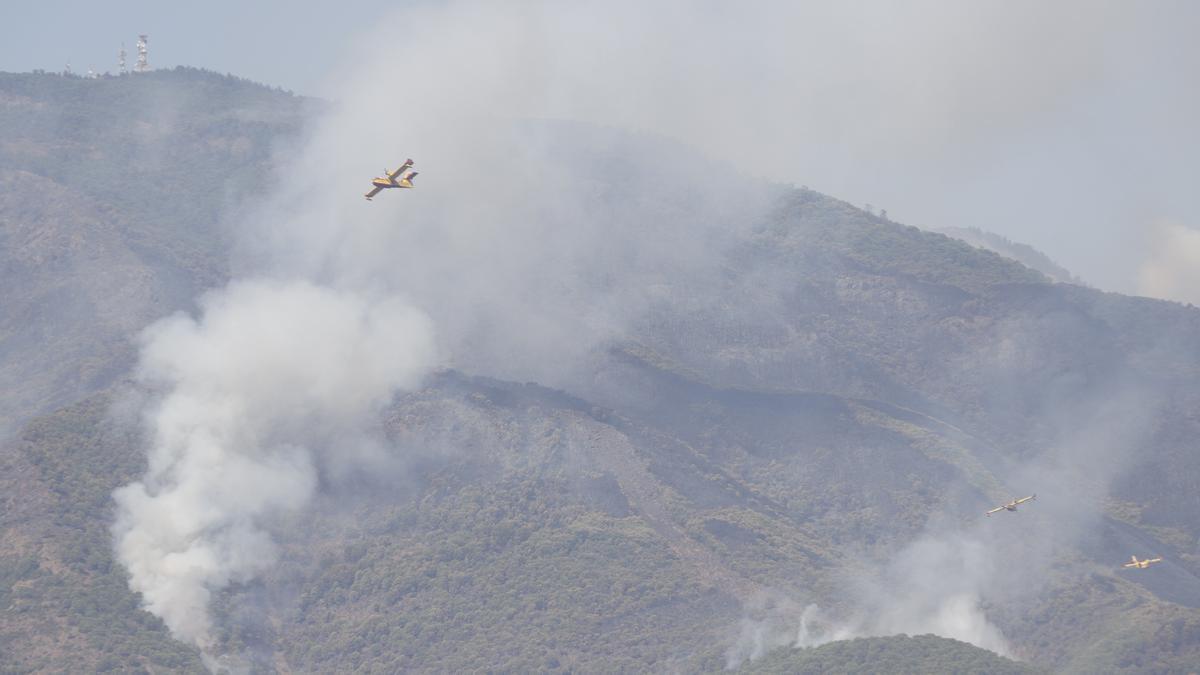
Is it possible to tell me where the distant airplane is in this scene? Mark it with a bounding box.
[1123,555,1163,569]
[985,494,1036,516]
[365,158,418,200]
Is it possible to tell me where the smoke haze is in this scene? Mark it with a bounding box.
[311,0,1197,296]
[113,0,776,654]
[106,0,1197,664]
[8,1,1198,294]
[1138,222,1200,306]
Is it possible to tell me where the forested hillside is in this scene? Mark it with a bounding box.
[937,226,1081,285]
[0,68,310,430]
[740,634,1042,674]
[3,69,1200,673]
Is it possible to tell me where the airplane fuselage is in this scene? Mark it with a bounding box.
[364,159,416,200]
[985,495,1034,516]
[372,178,413,188]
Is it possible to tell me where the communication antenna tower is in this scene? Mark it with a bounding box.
[118,43,127,74]
[64,60,72,76]
[135,34,150,72]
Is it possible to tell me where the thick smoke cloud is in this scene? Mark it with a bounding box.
[727,533,1011,669]
[237,0,1199,379]
[113,280,435,648]
[306,0,1197,295]
[854,531,1011,655]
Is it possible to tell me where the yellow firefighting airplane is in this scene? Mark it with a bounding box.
[364,159,418,201]
[985,494,1036,516]
[1123,555,1163,569]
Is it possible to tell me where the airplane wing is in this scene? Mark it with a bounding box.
[1123,561,1138,568]
[985,506,1004,516]
[364,185,384,200]
[1015,495,1035,505]
[388,159,414,180]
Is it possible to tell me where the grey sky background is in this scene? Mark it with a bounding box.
[3,0,1198,300]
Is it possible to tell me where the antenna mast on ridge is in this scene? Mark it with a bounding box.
[135,34,150,72]
[118,43,127,74]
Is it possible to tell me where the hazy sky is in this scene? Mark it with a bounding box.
[3,1,1198,298]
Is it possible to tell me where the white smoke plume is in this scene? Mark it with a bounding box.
[727,360,1159,668]
[855,531,1011,656]
[726,536,1009,670]
[725,525,1038,669]
[1138,221,1200,306]
[726,597,859,668]
[113,280,435,649]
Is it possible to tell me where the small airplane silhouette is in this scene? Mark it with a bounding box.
[365,158,418,201]
[985,494,1036,516]
[1123,555,1163,569]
